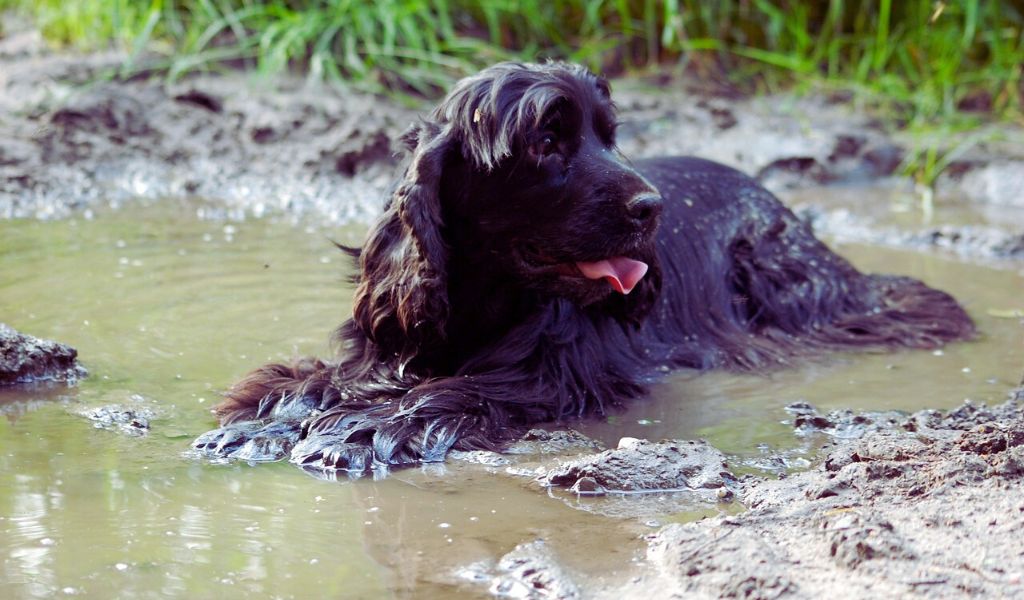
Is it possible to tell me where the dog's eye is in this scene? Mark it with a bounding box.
[537,134,558,156]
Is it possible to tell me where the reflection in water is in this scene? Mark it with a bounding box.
[341,464,654,598]
[0,385,78,424]
[0,201,1021,598]
[8,481,56,597]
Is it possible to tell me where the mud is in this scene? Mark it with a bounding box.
[477,540,583,600]
[612,89,896,189]
[941,159,1024,208]
[630,388,1024,600]
[0,322,87,385]
[457,542,585,599]
[0,26,413,222]
[72,393,159,436]
[507,428,607,455]
[785,401,917,440]
[799,203,1024,262]
[80,403,153,436]
[443,390,1024,598]
[544,438,736,497]
[4,24,1024,227]
[449,429,605,468]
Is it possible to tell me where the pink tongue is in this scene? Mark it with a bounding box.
[576,257,649,295]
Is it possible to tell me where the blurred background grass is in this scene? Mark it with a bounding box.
[1,0,1022,126]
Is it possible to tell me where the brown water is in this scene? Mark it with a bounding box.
[1,200,1022,599]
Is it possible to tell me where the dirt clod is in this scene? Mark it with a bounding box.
[545,438,735,493]
[0,323,87,385]
[506,429,605,455]
[82,403,153,436]
[491,540,580,600]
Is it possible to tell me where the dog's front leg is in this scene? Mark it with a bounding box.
[288,378,526,473]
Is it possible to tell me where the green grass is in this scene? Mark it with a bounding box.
[2,0,1022,124]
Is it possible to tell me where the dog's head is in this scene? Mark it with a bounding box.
[355,62,663,355]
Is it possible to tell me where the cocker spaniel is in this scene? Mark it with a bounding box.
[193,62,975,473]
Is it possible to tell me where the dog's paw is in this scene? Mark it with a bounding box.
[290,433,378,472]
[285,406,465,473]
[192,420,302,462]
[192,421,262,456]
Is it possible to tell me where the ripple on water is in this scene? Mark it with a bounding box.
[0,200,1022,599]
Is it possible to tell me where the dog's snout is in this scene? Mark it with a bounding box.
[627,192,663,225]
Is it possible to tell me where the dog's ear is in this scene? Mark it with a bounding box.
[353,122,452,356]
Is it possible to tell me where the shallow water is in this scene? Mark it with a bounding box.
[1,200,1022,599]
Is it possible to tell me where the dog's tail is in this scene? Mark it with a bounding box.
[722,218,976,366]
[811,274,976,350]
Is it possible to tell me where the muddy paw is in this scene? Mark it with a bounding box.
[291,433,378,472]
[192,420,302,462]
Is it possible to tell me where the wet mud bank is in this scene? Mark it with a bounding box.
[477,389,1024,599]
[640,389,1024,599]
[3,27,1024,246]
[793,188,1024,263]
[0,29,412,222]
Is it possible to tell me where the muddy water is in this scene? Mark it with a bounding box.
[1,200,1022,599]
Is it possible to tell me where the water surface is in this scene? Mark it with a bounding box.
[1,200,1021,599]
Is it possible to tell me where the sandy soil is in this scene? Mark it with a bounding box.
[637,390,1024,599]
[4,22,1024,234]
[469,390,1024,599]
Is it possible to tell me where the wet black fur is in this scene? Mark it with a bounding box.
[193,62,975,473]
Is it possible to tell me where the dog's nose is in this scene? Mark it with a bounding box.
[626,192,663,225]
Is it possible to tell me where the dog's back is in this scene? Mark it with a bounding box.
[636,156,975,370]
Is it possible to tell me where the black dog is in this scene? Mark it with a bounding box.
[193,62,975,472]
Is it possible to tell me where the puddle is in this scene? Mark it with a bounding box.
[786,182,1024,232]
[785,183,1024,261]
[1,199,1021,598]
